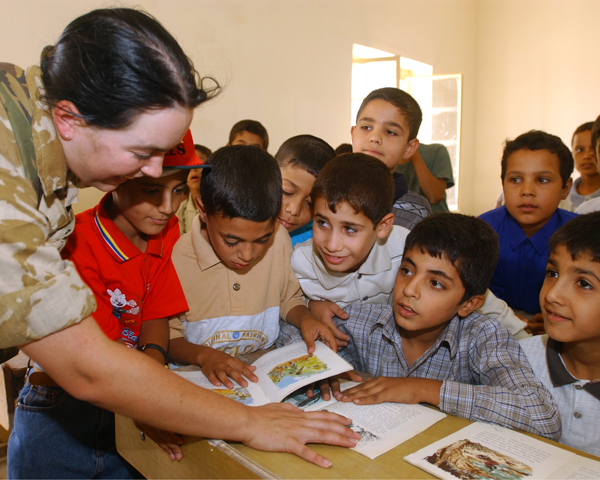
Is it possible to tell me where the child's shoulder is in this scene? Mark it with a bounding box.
[478,206,508,227]
[556,207,579,224]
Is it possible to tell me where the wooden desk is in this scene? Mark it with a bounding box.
[115,411,598,479]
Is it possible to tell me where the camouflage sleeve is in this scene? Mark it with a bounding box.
[0,64,96,348]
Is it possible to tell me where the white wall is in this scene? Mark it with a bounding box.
[0,0,479,213]
[473,0,600,214]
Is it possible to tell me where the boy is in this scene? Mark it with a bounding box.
[289,154,528,340]
[350,87,432,230]
[275,134,336,246]
[576,115,600,214]
[519,213,600,456]
[177,142,212,234]
[480,130,577,318]
[228,119,269,150]
[8,130,201,476]
[168,145,336,389]
[567,122,600,210]
[326,214,560,439]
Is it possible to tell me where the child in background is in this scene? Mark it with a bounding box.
[274,134,336,246]
[567,122,600,210]
[168,145,337,389]
[228,119,269,150]
[8,131,201,477]
[312,214,561,439]
[177,143,212,234]
[520,212,600,456]
[480,130,577,322]
[576,115,600,214]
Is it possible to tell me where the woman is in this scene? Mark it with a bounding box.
[1,8,357,477]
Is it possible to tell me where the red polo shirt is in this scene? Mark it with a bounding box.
[62,194,188,347]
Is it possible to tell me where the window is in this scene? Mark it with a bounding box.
[351,44,462,211]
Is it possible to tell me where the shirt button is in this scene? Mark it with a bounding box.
[233,283,241,291]
[357,274,362,279]
[574,412,582,419]
[362,296,368,301]
[575,384,583,390]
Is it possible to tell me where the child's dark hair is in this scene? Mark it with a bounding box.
[548,212,600,263]
[40,8,219,129]
[311,153,393,228]
[194,144,212,158]
[501,130,574,188]
[274,135,335,177]
[228,119,269,150]
[571,121,594,146]
[592,114,600,154]
[200,145,282,222]
[404,213,500,303]
[356,88,422,141]
[335,143,353,155]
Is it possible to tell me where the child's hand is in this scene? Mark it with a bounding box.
[339,376,441,406]
[197,348,258,389]
[308,300,350,347]
[525,313,546,335]
[299,314,338,354]
[306,371,364,401]
[134,421,183,461]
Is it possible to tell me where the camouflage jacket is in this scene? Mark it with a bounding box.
[0,63,96,348]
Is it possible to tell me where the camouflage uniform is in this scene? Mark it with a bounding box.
[0,63,96,348]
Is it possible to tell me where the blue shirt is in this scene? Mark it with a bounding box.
[289,221,313,247]
[479,206,577,314]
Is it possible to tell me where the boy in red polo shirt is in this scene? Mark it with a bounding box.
[9,130,201,479]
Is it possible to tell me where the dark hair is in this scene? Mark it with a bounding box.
[228,119,269,150]
[501,130,574,188]
[275,135,336,177]
[200,145,281,222]
[548,212,600,263]
[356,88,422,141]
[571,121,594,146]
[404,213,500,303]
[335,143,353,155]
[312,153,393,227]
[194,144,212,158]
[592,115,600,156]
[40,8,219,129]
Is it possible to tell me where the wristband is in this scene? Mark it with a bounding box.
[139,343,170,367]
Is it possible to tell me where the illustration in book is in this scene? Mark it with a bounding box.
[268,353,330,389]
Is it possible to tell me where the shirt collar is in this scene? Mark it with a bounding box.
[546,337,600,401]
[311,237,392,289]
[94,194,163,262]
[506,207,560,254]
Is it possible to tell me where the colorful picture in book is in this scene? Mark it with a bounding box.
[268,354,330,389]
[424,439,533,480]
[283,387,325,409]
[213,388,253,406]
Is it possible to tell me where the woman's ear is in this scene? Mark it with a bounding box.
[52,100,84,141]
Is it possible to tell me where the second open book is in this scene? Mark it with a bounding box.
[175,341,446,459]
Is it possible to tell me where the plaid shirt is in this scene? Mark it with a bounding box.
[278,304,561,439]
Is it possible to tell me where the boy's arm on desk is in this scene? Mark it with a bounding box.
[21,317,359,468]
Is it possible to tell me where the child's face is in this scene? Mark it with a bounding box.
[111,170,189,241]
[503,149,571,238]
[230,131,265,149]
[198,207,275,270]
[278,165,316,233]
[312,198,390,273]
[186,150,209,192]
[350,99,419,173]
[572,130,597,177]
[540,245,600,345]
[393,247,478,339]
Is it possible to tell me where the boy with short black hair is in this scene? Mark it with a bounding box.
[275,134,336,246]
[168,145,336,389]
[326,214,560,439]
[576,114,600,214]
[177,143,212,234]
[228,119,269,150]
[480,130,577,318]
[519,212,600,456]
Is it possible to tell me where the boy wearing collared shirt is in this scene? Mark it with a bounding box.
[520,212,600,456]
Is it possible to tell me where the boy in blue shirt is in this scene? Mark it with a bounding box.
[520,212,600,456]
[480,130,577,320]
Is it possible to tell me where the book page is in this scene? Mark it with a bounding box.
[404,422,577,480]
[174,370,271,406]
[549,456,600,479]
[319,400,446,460]
[251,341,353,402]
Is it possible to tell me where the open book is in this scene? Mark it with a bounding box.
[404,421,600,479]
[175,341,447,460]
